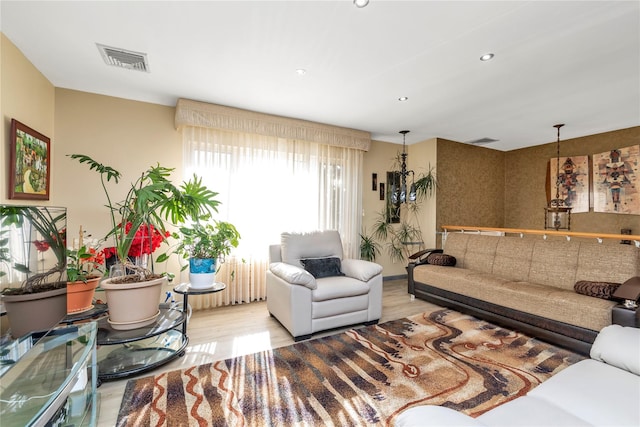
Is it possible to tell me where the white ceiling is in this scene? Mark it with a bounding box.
[1,1,638,150]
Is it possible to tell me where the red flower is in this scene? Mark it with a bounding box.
[103,247,117,259]
[33,240,50,252]
[124,222,170,256]
[85,247,105,265]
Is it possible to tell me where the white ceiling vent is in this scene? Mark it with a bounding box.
[97,43,149,72]
[466,137,499,145]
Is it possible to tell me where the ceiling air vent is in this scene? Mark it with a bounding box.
[466,137,499,145]
[97,43,149,72]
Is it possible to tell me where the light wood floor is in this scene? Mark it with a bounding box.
[96,279,439,426]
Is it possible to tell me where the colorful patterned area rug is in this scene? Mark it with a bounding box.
[116,308,584,426]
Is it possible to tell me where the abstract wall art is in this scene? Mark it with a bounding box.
[592,145,639,214]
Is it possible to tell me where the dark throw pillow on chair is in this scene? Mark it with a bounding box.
[300,257,345,279]
[426,253,457,267]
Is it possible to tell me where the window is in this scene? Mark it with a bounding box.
[182,127,363,307]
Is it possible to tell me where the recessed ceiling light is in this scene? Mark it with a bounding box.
[353,0,369,8]
[296,69,307,76]
[398,96,409,102]
[480,53,495,62]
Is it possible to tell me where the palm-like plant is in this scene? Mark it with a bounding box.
[69,154,221,281]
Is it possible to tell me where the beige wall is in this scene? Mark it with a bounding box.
[363,138,437,276]
[54,88,183,276]
[1,33,55,203]
[505,126,640,233]
[436,139,506,238]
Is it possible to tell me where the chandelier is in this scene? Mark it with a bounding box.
[390,130,416,205]
[544,124,572,230]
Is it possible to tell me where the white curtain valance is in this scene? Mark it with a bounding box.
[175,98,371,151]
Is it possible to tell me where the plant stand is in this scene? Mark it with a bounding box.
[96,306,187,381]
[172,282,226,338]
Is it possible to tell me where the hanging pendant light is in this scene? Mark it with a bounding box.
[392,130,415,206]
[409,180,417,202]
[544,124,572,230]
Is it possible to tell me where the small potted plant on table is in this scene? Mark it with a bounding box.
[66,226,105,314]
[169,216,240,289]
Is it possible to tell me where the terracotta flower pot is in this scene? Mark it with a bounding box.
[66,276,101,314]
[2,286,67,338]
[101,275,165,330]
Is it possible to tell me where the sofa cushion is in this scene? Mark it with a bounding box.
[281,230,343,268]
[529,240,579,291]
[492,237,534,281]
[527,359,640,427]
[590,325,640,375]
[269,262,317,289]
[574,280,621,300]
[477,395,589,427]
[461,235,500,273]
[300,257,345,279]
[427,253,456,266]
[341,259,383,282]
[576,242,640,285]
[442,233,471,267]
[312,276,370,302]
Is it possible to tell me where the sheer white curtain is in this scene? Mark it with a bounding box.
[182,126,363,309]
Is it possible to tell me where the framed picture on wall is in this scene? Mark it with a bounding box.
[9,119,51,200]
[592,145,640,214]
[548,155,589,213]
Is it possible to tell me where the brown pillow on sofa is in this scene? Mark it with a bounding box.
[574,280,621,300]
[427,253,457,267]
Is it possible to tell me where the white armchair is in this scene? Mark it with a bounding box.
[266,230,384,341]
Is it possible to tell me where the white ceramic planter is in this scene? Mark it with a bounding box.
[189,272,216,289]
[101,275,165,330]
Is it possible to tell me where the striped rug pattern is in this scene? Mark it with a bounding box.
[117,308,583,426]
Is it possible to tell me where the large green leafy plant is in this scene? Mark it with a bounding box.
[69,154,220,281]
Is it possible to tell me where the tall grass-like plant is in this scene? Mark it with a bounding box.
[359,230,381,262]
[69,154,221,281]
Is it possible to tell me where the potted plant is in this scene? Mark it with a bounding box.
[66,226,105,314]
[165,216,240,289]
[69,154,220,329]
[373,164,437,262]
[359,230,381,262]
[0,205,68,338]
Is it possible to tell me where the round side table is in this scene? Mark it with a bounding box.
[172,282,226,337]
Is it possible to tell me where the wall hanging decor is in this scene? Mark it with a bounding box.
[549,154,589,213]
[9,119,51,200]
[592,145,639,214]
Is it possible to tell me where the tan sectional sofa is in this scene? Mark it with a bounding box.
[408,232,640,355]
